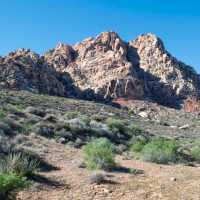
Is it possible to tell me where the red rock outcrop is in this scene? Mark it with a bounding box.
[45,32,145,100]
[44,31,200,107]
[130,33,200,100]
[1,31,200,109]
[0,49,67,96]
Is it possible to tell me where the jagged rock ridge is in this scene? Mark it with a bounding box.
[1,31,200,108]
[129,33,200,100]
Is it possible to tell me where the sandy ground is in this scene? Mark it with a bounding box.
[17,136,200,200]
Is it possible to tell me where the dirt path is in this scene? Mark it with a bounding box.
[17,136,200,200]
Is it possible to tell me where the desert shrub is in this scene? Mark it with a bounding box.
[68,118,89,134]
[35,123,55,137]
[0,173,30,200]
[141,138,180,164]
[0,135,13,154]
[0,121,13,136]
[24,106,46,117]
[128,124,143,136]
[83,138,116,170]
[90,114,105,122]
[65,111,81,119]
[79,115,91,126]
[6,104,25,114]
[0,109,6,120]
[2,118,24,135]
[0,152,40,177]
[128,109,135,116]
[89,120,110,136]
[106,118,126,133]
[21,122,34,134]
[130,136,147,153]
[191,147,200,162]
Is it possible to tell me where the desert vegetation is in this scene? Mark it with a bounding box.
[83,138,116,170]
[1,91,200,199]
[0,173,30,200]
[0,152,39,200]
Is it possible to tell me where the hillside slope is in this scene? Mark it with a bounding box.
[0,91,200,200]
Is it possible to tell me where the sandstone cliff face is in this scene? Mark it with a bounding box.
[44,31,200,107]
[45,32,145,100]
[129,33,200,100]
[1,31,200,108]
[0,49,67,96]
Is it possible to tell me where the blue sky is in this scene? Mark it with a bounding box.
[1,0,200,71]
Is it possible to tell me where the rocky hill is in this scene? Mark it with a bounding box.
[1,31,200,108]
[1,90,200,200]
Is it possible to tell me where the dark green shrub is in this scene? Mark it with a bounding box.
[68,118,89,134]
[2,118,23,134]
[0,122,12,136]
[128,109,135,116]
[35,123,55,137]
[141,138,180,164]
[79,115,91,126]
[106,118,126,133]
[90,115,105,122]
[0,109,6,120]
[63,123,71,131]
[0,173,30,200]
[130,137,147,153]
[128,124,143,136]
[0,153,40,177]
[191,147,200,162]
[21,122,34,134]
[65,111,81,119]
[83,138,116,170]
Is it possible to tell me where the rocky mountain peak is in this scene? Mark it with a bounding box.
[0,48,67,96]
[132,33,165,52]
[95,31,126,54]
[6,48,40,65]
[130,33,200,101]
[62,31,143,100]
[1,31,200,109]
[44,43,76,72]
[73,31,127,60]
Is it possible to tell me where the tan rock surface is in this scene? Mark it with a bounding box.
[1,31,200,108]
[0,49,67,96]
[44,31,200,107]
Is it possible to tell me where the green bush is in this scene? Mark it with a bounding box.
[130,137,147,153]
[0,109,6,120]
[0,173,30,200]
[68,118,90,134]
[106,118,126,133]
[128,124,143,136]
[90,114,105,122]
[83,138,116,170]
[79,115,91,126]
[191,147,200,162]
[65,111,81,119]
[128,109,135,116]
[0,153,40,177]
[141,138,180,164]
[22,122,34,134]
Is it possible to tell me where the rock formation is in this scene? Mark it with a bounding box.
[45,32,145,101]
[129,33,200,100]
[1,31,200,108]
[0,49,67,96]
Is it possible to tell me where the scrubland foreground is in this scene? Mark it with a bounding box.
[0,91,200,200]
